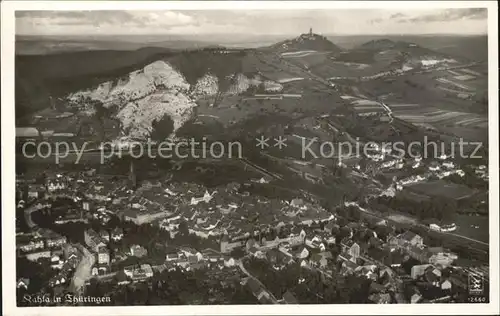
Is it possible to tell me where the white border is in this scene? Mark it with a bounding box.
[1,1,498,315]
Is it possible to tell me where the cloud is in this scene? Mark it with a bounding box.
[398,8,487,23]
[390,13,406,19]
[16,10,195,31]
[369,18,383,25]
[15,9,488,36]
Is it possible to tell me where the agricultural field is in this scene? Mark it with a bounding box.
[347,98,386,116]
[406,180,476,200]
[389,105,487,128]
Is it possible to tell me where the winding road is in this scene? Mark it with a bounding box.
[237,259,279,304]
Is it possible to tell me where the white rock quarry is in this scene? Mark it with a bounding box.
[117,92,195,139]
[67,60,196,140]
[192,73,219,97]
[226,73,283,95]
[226,73,261,95]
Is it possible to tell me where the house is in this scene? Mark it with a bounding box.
[97,246,110,265]
[294,247,310,259]
[341,239,360,263]
[50,254,64,269]
[310,253,328,268]
[123,264,154,282]
[123,209,171,225]
[190,190,214,205]
[248,247,266,259]
[84,228,107,253]
[398,231,423,247]
[424,266,442,287]
[224,257,236,267]
[165,251,180,262]
[428,161,440,171]
[428,248,457,267]
[111,227,124,241]
[429,223,441,232]
[17,278,30,290]
[27,184,46,199]
[17,237,45,253]
[62,243,79,260]
[26,250,51,262]
[49,273,68,287]
[220,235,245,254]
[442,161,455,169]
[82,201,91,211]
[130,245,148,258]
[290,198,304,208]
[411,293,423,303]
[41,230,67,248]
[411,264,432,279]
[100,230,110,242]
[179,246,199,257]
[47,180,66,192]
[441,279,452,291]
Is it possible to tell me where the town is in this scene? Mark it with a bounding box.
[15,150,488,305]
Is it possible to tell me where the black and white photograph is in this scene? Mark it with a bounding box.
[1,1,498,315]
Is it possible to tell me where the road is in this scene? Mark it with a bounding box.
[23,202,51,228]
[237,259,279,304]
[70,245,95,295]
[344,201,489,249]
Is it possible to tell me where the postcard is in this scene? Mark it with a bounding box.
[1,1,498,315]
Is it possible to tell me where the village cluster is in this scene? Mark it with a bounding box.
[14,163,482,305]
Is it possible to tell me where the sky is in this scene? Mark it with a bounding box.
[16,8,488,36]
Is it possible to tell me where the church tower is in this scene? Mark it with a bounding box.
[309,27,313,36]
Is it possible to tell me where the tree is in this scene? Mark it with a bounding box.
[150,115,175,141]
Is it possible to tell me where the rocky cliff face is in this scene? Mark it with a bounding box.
[68,61,197,139]
[67,59,284,140]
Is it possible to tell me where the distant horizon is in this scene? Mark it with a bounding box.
[16,9,488,36]
[17,32,488,38]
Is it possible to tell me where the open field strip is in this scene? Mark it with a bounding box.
[455,117,484,125]
[281,51,329,58]
[280,50,317,56]
[340,95,358,100]
[456,117,488,127]
[437,86,474,96]
[387,103,420,108]
[351,99,381,106]
[413,123,437,130]
[393,115,426,122]
[436,77,474,91]
[454,74,476,81]
[447,69,462,76]
[353,106,384,111]
[460,68,482,76]
[277,77,304,83]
